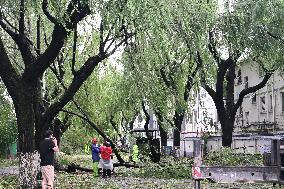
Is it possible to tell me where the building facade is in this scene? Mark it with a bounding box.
[234,61,284,134]
[181,88,220,138]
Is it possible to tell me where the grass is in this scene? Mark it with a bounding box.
[0,151,281,188]
[0,173,281,189]
[0,175,19,188]
[57,153,93,168]
[0,158,18,168]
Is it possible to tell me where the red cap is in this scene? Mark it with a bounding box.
[92,138,97,144]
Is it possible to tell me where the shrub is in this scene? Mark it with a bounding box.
[204,147,263,166]
[134,156,193,179]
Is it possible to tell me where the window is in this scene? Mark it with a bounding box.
[244,76,248,89]
[245,112,249,125]
[269,95,273,112]
[260,96,266,112]
[259,65,265,77]
[194,110,197,123]
[239,106,243,116]
[188,113,193,124]
[237,69,242,85]
[252,94,256,104]
[281,92,284,112]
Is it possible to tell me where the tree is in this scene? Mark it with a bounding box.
[198,0,283,147]
[0,0,134,187]
[120,0,217,147]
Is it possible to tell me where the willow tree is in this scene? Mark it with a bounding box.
[0,0,135,187]
[120,0,218,147]
[197,0,284,147]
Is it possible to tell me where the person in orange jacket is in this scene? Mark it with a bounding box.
[99,140,113,178]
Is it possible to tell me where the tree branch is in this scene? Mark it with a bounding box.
[99,21,104,54]
[0,38,21,99]
[1,12,18,32]
[36,15,41,54]
[267,31,284,44]
[208,31,222,64]
[19,0,25,35]
[203,84,216,102]
[23,0,90,81]
[43,54,105,122]
[142,101,151,139]
[0,11,19,41]
[233,72,273,115]
[42,0,59,25]
[196,51,217,102]
[159,67,172,89]
[184,52,202,102]
[61,102,125,163]
[71,24,78,75]
[1,8,37,65]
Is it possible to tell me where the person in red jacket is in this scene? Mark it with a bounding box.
[99,141,113,178]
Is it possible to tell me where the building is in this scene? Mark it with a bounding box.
[234,61,284,134]
[181,88,220,138]
[178,60,284,155]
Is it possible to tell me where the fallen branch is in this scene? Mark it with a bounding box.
[55,162,140,173]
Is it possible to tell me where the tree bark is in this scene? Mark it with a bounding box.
[155,110,168,146]
[221,119,235,147]
[173,112,184,147]
[142,101,161,162]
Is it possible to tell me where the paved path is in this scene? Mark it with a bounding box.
[0,166,18,176]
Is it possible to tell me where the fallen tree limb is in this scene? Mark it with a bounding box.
[55,162,140,173]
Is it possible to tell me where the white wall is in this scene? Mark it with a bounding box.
[234,61,284,133]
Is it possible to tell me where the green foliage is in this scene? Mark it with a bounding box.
[57,154,92,168]
[204,147,263,166]
[0,175,18,188]
[60,124,99,155]
[0,83,17,157]
[132,157,193,179]
[0,158,18,168]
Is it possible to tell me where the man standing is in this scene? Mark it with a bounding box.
[91,137,100,177]
[39,130,59,189]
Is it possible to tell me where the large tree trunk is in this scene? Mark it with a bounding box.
[173,112,184,147]
[142,102,160,162]
[222,61,236,147]
[159,125,168,147]
[221,119,235,147]
[16,98,35,153]
[15,83,41,188]
[154,110,168,146]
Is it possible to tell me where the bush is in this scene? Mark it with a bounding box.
[56,153,92,168]
[204,147,263,166]
[133,156,193,179]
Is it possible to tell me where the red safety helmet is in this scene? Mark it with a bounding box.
[92,138,97,144]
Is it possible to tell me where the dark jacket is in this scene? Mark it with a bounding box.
[92,144,100,162]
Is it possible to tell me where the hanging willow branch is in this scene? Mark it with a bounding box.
[71,24,77,75]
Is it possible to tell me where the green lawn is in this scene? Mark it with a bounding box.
[0,155,282,189]
[0,158,18,168]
